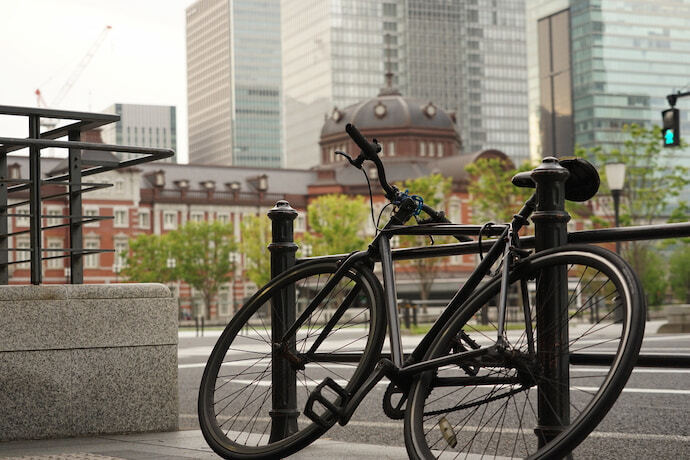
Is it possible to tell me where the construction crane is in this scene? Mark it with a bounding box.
[35,25,112,129]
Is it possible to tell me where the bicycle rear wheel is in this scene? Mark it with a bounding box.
[199,261,386,459]
[404,245,645,459]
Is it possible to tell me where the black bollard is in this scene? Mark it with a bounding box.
[267,200,299,442]
[530,157,572,454]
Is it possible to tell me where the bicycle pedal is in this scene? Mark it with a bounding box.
[304,377,348,429]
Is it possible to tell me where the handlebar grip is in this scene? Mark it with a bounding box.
[346,123,381,157]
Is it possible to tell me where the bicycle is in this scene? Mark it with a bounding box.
[198,123,646,459]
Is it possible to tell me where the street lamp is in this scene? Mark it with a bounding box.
[605,162,627,254]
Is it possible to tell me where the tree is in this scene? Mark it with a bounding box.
[167,221,237,319]
[582,123,690,307]
[585,124,689,227]
[303,194,368,256]
[669,245,690,303]
[121,233,176,283]
[396,174,453,307]
[239,214,272,289]
[465,157,533,224]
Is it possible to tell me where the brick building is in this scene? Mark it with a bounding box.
[6,89,595,319]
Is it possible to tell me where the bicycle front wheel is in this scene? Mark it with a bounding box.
[404,245,645,459]
[199,261,386,459]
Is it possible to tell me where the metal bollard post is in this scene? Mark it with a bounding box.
[530,157,572,453]
[267,200,299,442]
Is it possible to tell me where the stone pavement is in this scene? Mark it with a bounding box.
[0,429,410,460]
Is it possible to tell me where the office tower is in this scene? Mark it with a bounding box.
[101,103,177,163]
[282,0,530,168]
[186,0,282,167]
[528,0,690,163]
[405,0,530,164]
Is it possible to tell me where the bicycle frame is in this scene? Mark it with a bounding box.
[284,207,530,374]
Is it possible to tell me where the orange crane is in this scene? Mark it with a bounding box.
[35,25,112,128]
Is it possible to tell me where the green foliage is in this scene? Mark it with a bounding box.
[669,245,690,303]
[124,221,237,318]
[465,158,533,224]
[122,233,176,283]
[578,123,690,305]
[303,194,368,256]
[622,243,668,307]
[398,173,452,212]
[585,123,690,226]
[167,221,237,317]
[240,214,272,288]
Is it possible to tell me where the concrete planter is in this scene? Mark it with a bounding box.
[658,304,690,333]
[0,284,178,441]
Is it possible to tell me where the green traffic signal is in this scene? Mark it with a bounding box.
[664,129,676,145]
[662,108,680,147]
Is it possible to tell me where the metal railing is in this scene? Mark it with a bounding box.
[0,105,174,285]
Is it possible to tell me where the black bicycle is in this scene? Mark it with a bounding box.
[198,124,646,459]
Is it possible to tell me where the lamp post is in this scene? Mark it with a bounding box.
[605,162,627,254]
[605,162,626,324]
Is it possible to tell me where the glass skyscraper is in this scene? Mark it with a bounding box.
[406,0,530,163]
[282,0,530,168]
[529,0,690,167]
[186,0,283,167]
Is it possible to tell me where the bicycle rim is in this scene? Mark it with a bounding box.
[405,245,645,460]
[199,261,385,459]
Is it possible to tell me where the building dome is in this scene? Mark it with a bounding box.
[321,93,458,138]
[319,83,461,165]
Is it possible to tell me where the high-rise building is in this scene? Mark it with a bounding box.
[101,103,177,163]
[282,0,530,168]
[186,0,283,167]
[405,0,530,163]
[528,0,690,163]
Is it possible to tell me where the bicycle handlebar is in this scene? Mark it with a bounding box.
[345,123,452,226]
[346,123,398,201]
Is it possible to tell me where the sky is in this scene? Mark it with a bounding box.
[1,0,196,162]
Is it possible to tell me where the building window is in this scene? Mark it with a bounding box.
[163,211,177,230]
[218,283,232,317]
[387,142,396,156]
[229,251,240,266]
[16,238,30,268]
[437,143,444,157]
[15,206,29,227]
[295,213,306,232]
[46,239,63,269]
[113,208,128,228]
[216,213,229,224]
[190,211,204,222]
[428,143,436,157]
[84,208,99,227]
[85,239,100,269]
[114,239,128,272]
[300,244,313,258]
[383,3,396,16]
[114,180,124,193]
[46,207,62,227]
[420,142,427,156]
[138,210,150,229]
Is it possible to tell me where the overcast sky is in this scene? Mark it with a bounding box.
[1,0,196,162]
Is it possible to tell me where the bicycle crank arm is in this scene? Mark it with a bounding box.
[337,358,398,426]
[303,359,398,429]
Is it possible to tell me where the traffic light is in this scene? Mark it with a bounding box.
[662,108,680,147]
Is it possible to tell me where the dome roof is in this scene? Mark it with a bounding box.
[321,89,458,139]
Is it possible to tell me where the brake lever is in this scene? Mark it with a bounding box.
[335,150,365,169]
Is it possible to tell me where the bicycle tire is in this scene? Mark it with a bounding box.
[404,245,645,459]
[199,260,386,459]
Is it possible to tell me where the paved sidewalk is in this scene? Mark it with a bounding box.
[0,430,410,460]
